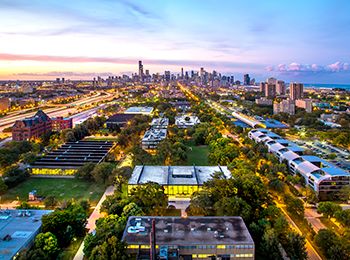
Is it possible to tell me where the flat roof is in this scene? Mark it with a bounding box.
[0,210,52,259]
[30,140,113,169]
[125,106,153,114]
[122,216,254,246]
[129,165,231,186]
[142,128,167,142]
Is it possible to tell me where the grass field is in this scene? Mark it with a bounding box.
[186,145,210,166]
[2,178,106,205]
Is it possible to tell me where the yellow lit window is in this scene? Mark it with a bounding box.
[217,245,226,249]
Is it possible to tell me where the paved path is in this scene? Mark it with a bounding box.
[275,201,322,260]
[74,185,115,260]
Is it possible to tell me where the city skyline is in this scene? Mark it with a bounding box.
[1,0,350,83]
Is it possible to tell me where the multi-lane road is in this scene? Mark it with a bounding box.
[0,92,114,132]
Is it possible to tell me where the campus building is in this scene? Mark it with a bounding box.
[122,216,255,260]
[249,128,350,200]
[175,115,200,128]
[0,209,52,259]
[141,128,167,150]
[128,165,231,199]
[106,113,137,129]
[30,140,114,175]
[150,117,169,129]
[12,110,72,141]
[124,106,154,115]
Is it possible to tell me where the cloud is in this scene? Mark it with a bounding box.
[0,53,262,70]
[14,71,115,77]
[267,61,350,73]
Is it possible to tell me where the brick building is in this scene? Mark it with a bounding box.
[12,110,72,141]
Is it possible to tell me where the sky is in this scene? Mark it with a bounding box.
[0,0,350,83]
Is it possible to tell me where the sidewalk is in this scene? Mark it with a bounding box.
[74,185,115,260]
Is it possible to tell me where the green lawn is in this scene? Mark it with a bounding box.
[2,178,105,205]
[186,145,209,166]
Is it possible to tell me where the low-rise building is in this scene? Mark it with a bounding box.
[51,116,73,131]
[128,165,231,198]
[295,99,313,113]
[273,99,295,115]
[106,114,137,129]
[12,110,72,141]
[122,216,255,260]
[141,128,167,150]
[12,110,52,141]
[30,140,114,175]
[248,128,350,200]
[255,97,273,106]
[0,209,52,259]
[150,117,169,129]
[175,115,200,128]
[125,106,154,115]
[0,96,10,111]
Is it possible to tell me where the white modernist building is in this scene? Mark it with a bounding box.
[141,128,167,150]
[150,117,169,129]
[175,115,200,128]
[249,128,350,200]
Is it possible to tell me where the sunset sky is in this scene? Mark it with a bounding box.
[1,0,350,83]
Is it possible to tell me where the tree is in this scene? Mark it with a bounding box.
[75,162,96,181]
[334,209,350,228]
[113,166,133,191]
[89,236,129,260]
[2,166,29,188]
[121,202,144,218]
[282,232,307,260]
[259,228,283,260]
[315,229,350,260]
[44,196,58,209]
[317,202,342,218]
[34,232,59,257]
[0,178,7,195]
[284,195,304,220]
[41,203,87,247]
[129,182,168,215]
[91,162,115,184]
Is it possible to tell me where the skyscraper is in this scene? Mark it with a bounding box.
[243,74,250,85]
[138,60,144,81]
[181,68,184,79]
[265,84,276,98]
[289,83,304,100]
[276,80,286,95]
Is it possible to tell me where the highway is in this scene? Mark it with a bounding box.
[0,92,114,132]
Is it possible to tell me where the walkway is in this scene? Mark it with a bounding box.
[74,185,115,260]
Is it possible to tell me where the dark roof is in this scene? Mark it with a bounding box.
[122,216,254,246]
[106,113,136,123]
[30,140,114,169]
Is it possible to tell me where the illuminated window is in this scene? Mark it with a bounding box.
[217,245,226,249]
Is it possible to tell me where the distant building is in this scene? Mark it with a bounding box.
[0,209,52,259]
[124,106,154,115]
[150,117,169,129]
[289,83,304,100]
[51,117,73,131]
[129,165,231,198]
[259,82,266,93]
[276,80,286,95]
[265,84,276,98]
[122,216,255,260]
[138,61,144,81]
[255,97,273,106]
[12,110,52,141]
[175,115,200,128]
[141,128,167,150]
[106,114,136,129]
[0,97,10,111]
[273,99,295,115]
[243,74,250,85]
[295,99,313,113]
